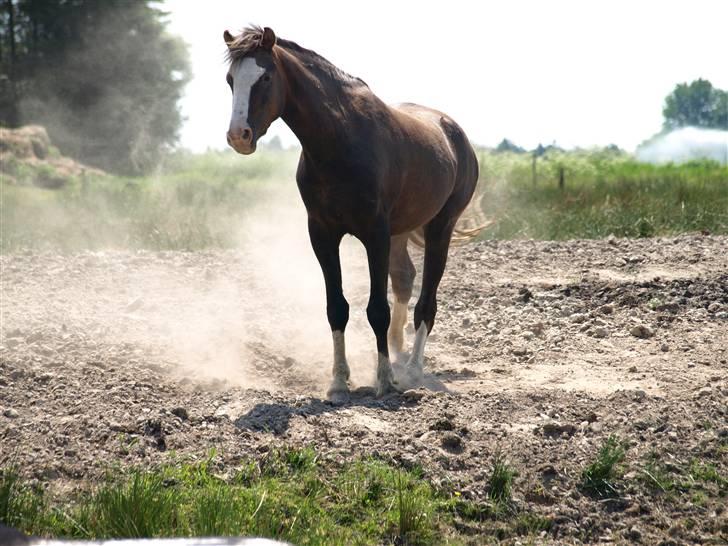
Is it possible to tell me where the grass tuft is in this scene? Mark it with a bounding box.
[487,452,516,505]
[580,435,626,497]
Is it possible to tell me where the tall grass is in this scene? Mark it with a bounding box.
[2,146,727,252]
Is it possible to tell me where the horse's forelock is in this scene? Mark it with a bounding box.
[225,25,265,63]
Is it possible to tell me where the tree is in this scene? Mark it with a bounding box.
[495,138,525,153]
[0,0,190,174]
[663,79,728,131]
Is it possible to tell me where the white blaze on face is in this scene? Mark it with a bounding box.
[229,57,266,132]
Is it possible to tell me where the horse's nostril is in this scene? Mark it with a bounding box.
[242,128,252,142]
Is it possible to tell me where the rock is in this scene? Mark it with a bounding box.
[624,526,642,542]
[716,311,728,320]
[402,389,426,403]
[660,343,669,352]
[517,287,533,303]
[512,346,529,357]
[539,422,577,437]
[570,313,588,324]
[632,389,647,401]
[599,304,615,315]
[696,386,712,397]
[589,422,603,433]
[430,417,455,431]
[171,407,189,420]
[461,317,471,327]
[3,408,19,418]
[630,324,654,339]
[707,302,722,313]
[592,327,609,338]
[441,432,463,451]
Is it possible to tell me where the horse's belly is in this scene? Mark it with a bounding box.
[388,171,455,235]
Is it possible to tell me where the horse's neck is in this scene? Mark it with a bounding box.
[277,47,375,159]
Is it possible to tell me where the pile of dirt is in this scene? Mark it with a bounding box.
[0,125,104,188]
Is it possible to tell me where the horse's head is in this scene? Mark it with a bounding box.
[224,27,285,155]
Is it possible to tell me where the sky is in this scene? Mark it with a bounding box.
[164,0,728,153]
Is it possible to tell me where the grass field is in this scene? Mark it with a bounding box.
[1,147,727,252]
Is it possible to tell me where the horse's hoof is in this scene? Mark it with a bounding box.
[403,362,424,384]
[376,380,403,398]
[327,389,350,405]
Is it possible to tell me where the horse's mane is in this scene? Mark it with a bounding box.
[226,26,366,88]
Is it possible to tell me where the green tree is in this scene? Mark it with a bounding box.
[0,0,190,174]
[663,79,728,131]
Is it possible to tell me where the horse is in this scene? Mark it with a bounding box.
[223,26,480,402]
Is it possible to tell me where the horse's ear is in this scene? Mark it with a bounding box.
[223,30,235,45]
[261,27,276,50]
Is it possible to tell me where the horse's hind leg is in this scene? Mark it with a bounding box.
[408,215,457,379]
[388,234,416,359]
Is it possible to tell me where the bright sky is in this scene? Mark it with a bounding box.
[164,0,728,152]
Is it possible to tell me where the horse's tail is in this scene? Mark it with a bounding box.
[408,184,492,248]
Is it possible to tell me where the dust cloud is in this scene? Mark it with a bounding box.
[121,182,381,394]
[636,127,728,164]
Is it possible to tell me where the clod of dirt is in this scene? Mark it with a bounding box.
[171,407,189,420]
[441,432,463,451]
[3,408,19,419]
[696,386,712,397]
[430,417,455,431]
[591,327,609,338]
[402,389,426,403]
[538,422,577,437]
[630,324,654,338]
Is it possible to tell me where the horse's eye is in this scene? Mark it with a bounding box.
[226,74,233,89]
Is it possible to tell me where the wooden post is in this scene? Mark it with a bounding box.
[532,154,537,185]
[558,166,565,190]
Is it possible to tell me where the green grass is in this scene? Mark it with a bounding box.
[487,452,515,505]
[0,450,465,545]
[580,435,626,498]
[639,453,727,500]
[477,150,728,240]
[2,146,727,252]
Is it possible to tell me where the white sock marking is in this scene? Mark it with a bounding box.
[328,330,349,396]
[408,323,428,372]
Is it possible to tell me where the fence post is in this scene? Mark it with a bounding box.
[558,166,565,190]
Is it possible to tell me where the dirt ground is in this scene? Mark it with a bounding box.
[1,234,727,544]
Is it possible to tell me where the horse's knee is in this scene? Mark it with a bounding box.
[367,300,390,335]
[327,297,349,331]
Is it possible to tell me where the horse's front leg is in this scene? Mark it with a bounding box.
[362,221,400,396]
[308,219,350,403]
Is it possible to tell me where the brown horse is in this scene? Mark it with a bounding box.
[224,26,479,401]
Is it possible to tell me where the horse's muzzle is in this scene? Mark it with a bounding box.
[226,128,256,155]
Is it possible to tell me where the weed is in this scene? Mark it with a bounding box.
[487,452,516,505]
[580,435,626,497]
